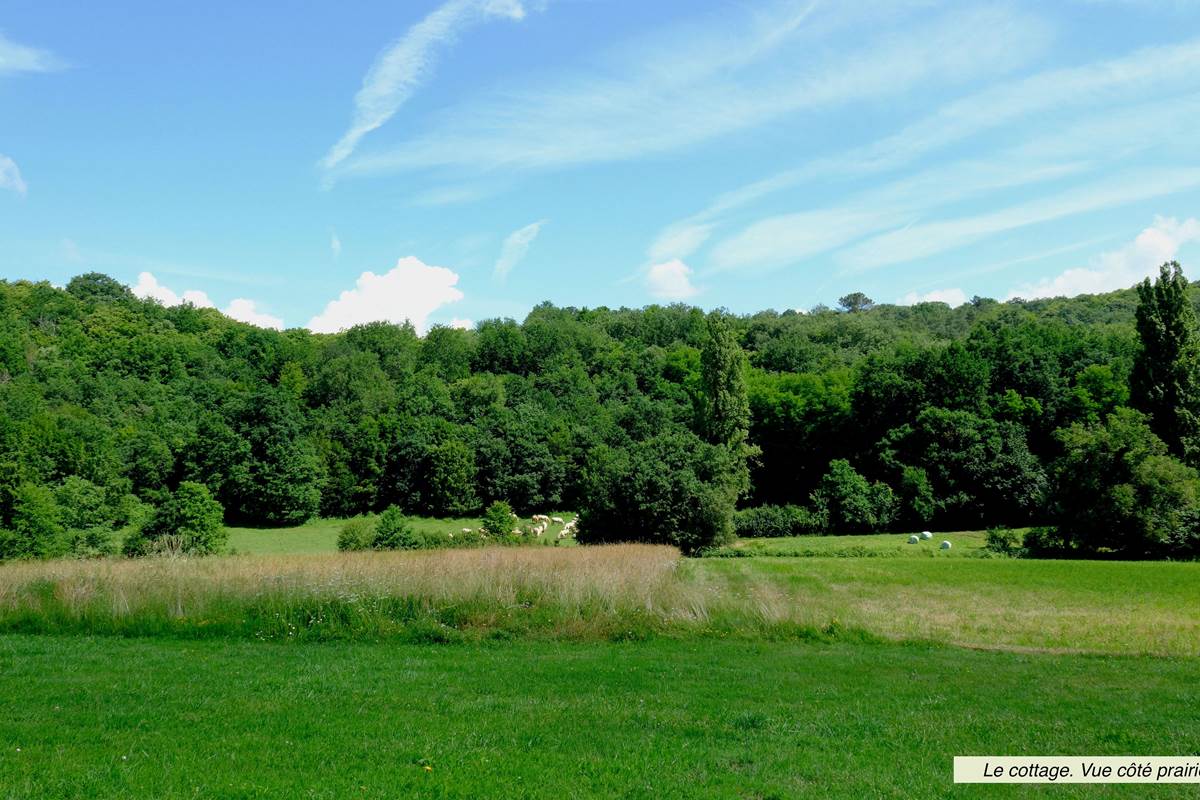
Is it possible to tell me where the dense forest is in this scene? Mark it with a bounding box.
[2,265,1199,560]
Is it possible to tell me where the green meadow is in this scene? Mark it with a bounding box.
[1,529,1197,798]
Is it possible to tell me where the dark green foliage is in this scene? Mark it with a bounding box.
[1131,261,1200,463]
[1051,408,1200,558]
[2,268,1200,560]
[0,484,64,559]
[576,431,739,553]
[125,481,225,556]
[810,460,896,533]
[372,506,421,550]
[733,505,825,537]
[985,526,1022,556]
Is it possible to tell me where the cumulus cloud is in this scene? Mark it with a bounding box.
[224,298,284,330]
[1009,216,1200,300]
[320,0,531,173]
[493,219,546,280]
[645,259,700,300]
[307,256,465,333]
[449,317,474,330]
[0,154,27,195]
[899,288,968,307]
[131,271,284,329]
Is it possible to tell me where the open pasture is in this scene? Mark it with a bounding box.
[1,544,1196,656]
[727,530,990,557]
[226,513,578,555]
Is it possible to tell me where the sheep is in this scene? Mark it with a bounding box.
[532,514,550,523]
[551,516,564,524]
[921,531,932,540]
[907,535,920,544]
[461,528,472,534]
[940,540,952,550]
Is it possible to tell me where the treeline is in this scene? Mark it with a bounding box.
[0,265,1198,559]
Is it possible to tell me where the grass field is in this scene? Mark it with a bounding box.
[1,634,1198,799]
[226,513,578,555]
[727,530,990,557]
[2,529,1197,797]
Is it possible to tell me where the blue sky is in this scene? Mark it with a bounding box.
[2,0,1200,331]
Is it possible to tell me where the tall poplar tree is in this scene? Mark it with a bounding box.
[1131,261,1200,463]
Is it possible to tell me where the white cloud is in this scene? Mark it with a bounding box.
[339,4,1047,178]
[320,0,531,173]
[899,288,968,307]
[330,231,342,259]
[839,167,1200,272]
[645,259,700,300]
[493,219,546,280]
[307,256,465,333]
[225,298,284,330]
[0,32,62,75]
[647,37,1200,264]
[449,317,474,330]
[131,271,288,329]
[647,222,713,263]
[1009,216,1200,300]
[0,155,26,195]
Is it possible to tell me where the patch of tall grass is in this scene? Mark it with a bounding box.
[0,545,849,643]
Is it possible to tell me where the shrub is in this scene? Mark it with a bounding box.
[1023,526,1070,558]
[0,484,65,560]
[372,506,422,550]
[125,482,226,557]
[985,526,1022,556]
[733,505,823,537]
[810,460,896,533]
[481,500,517,542]
[575,431,739,554]
[337,517,376,552]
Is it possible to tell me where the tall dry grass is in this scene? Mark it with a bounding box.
[0,545,821,642]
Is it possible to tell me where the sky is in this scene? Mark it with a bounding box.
[2,0,1200,331]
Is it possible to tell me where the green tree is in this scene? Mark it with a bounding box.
[424,439,478,516]
[575,432,739,554]
[125,481,225,556]
[480,500,516,542]
[1131,261,1200,463]
[699,312,750,449]
[838,292,875,313]
[810,459,895,533]
[1052,408,1200,558]
[372,506,422,550]
[0,484,64,559]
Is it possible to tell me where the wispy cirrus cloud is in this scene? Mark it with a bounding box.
[320,0,532,175]
[0,155,27,195]
[339,3,1049,180]
[493,219,546,281]
[840,168,1200,272]
[648,36,1200,266]
[0,31,62,75]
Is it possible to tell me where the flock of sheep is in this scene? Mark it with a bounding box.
[454,513,577,542]
[908,530,952,549]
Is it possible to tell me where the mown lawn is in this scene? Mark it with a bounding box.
[0,634,1197,799]
[695,556,1200,656]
